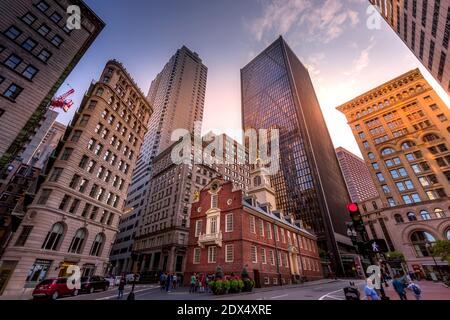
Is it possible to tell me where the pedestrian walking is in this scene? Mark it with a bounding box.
[166,273,173,292]
[172,274,178,290]
[392,273,408,300]
[189,273,197,293]
[364,278,381,300]
[117,275,126,299]
[407,281,422,300]
[160,273,166,291]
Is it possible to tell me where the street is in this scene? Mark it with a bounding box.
[61,279,450,301]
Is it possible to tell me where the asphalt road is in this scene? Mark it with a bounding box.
[62,279,367,301]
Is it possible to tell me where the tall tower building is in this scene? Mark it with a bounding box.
[110,46,207,274]
[0,0,105,168]
[336,147,380,203]
[369,0,450,95]
[0,60,152,297]
[241,36,353,275]
[337,69,450,275]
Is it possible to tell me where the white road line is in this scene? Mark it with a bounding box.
[323,295,344,300]
[270,294,288,299]
[318,288,344,300]
[96,286,158,300]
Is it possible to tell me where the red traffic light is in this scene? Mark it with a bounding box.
[346,203,359,213]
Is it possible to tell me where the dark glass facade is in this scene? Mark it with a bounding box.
[241,37,351,274]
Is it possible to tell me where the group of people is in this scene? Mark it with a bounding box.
[364,271,422,300]
[159,273,180,292]
[189,273,211,293]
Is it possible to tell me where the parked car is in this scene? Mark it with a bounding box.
[80,276,110,294]
[32,278,78,300]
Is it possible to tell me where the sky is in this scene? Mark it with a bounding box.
[56,0,450,158]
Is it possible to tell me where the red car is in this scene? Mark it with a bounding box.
[32,278,79,300]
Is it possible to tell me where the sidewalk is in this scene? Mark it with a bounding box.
[383,280,450,300]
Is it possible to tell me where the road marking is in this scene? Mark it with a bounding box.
[96,286,159,300]
[323,295,344,300]
[270,294,288,299]
[318,288,343,300]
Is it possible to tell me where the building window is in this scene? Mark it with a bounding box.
[22,12,37,25]
[225,213,233,232]
[193,248,201,264]
[274,225,279,241]
[269,250,275,265]
[37,24,51,37]
[211,193,218,208]
[407,212,417,221]
[50,12,62,23]
[394,214,404,224]
[267,222,272,239]
[259,219,264,236]
[250,245,257,263]
[37,188,52,205]
[79,115,90,127]
[5,26,22,40]
[420,210,431,220]
[42,222,64,250]
[14,226,33,246]
[69,174,80,189]
[49,167,63,182]
[21,37,38,52]
[51,35,63,47]
[37,49,51,62]
[22,65,38,80]
[387,198,396,207]
[207,246,217,263]
[249,216,256,233]
[225,244,234,262]
[411,231,436,257]
[25,259,52,283]
[90,233,105,256]
[4,54,22,70]
[434,208,445,218]
[37,1,50,12]
[3,83,23,101]
[68,229,86,254]
[261,248,267,264]
[61,148,73,160]
[58,194,71,211]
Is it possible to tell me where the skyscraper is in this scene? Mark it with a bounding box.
[0,60,152,297]
[0,0,105,168]
[110,46,207,275]
[369,0,449,95]
[337,69,450,276]
[336,147,379,203]
[241,36,353,275]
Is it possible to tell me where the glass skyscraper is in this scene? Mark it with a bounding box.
[241,37,352,275]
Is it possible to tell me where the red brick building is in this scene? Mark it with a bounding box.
[184,164,323,287]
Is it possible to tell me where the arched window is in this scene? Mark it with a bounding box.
[407,212,417,221]
[368,152,375,160]
[423,134,440,142]
[68,228,87,254]
[420,210,431,220]
[381,148,395,156]
[372,201,378,210]
[394,214,404,224]
[42,223,64,250]
[434,208,445,218]
[90,233,105,256]
[253,176,262,187]
[401,141,415,150]
[446,229,450,240]
[410,231,436,257]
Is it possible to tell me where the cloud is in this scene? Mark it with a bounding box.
[344,37,376,75]
[249,0,361,44]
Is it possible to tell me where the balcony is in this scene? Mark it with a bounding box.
[198,232,222,248]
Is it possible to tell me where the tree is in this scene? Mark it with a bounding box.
[430,240,450,264]
[241,266,249,279]
[215,266,224,279]
[385,251,406,262]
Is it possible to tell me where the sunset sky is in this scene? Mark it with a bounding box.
[56,0,450,157]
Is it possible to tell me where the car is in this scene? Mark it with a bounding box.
[80,276,110,294]
[126,273,140,283]
[32,278,79,300]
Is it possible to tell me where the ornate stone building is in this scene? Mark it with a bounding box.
[0,60,152,297]
[337,69,450,279]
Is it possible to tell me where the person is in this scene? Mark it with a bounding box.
[189,273,197,293]
[344,281,361,300]
[407,281,422,300]
[117,275,126,299]
[364,278,380,300]
[392,273,408,300]
[160,273,166,291]
[166,273,173,292]
[172,274,178,290]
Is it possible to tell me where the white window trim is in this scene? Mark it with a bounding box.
[193,247,201,264]
[251,245,258,263]
[261,248,267,264]
[208,246,217,263]
[225,244,234,263]
[225,213,233,232]
[250,216,256,234]
[195,220,202,237]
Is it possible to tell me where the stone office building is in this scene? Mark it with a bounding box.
[337,69,450,279]
[0,60,152,297]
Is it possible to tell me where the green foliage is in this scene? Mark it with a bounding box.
[241,267,249,279]
[386,251,406,262]
[209,279,229,295]
[430,240,450,264]
[215,266,224,279]
[242,278,255,292]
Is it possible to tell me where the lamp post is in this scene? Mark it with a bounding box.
[425,243,442,281]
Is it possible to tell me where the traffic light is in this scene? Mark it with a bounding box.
[346,203,364,232]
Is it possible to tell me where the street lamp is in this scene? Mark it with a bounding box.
[425,243,443,281]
